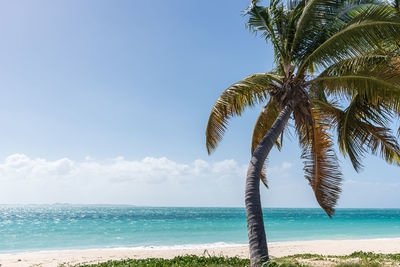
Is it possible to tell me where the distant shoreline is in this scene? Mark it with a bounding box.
[1,238,400,267]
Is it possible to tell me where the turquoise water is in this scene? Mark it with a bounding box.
[1,206,400,253]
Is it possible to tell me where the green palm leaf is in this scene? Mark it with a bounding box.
[316,98,400,171]
[312,75,400,104]
[246,1,281,54]
[205,73,282,154]
[319,55,391,76]
[291,0,344,57]
[298,5,400,73]
[313,54,400,114]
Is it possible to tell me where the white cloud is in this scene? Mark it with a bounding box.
[3,154,397,208]
[0,154,255,206]
[0,155,220,184]
[0,155,294,185]
[0,154,75,180]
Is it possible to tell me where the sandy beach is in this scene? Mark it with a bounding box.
[0,238,399,267]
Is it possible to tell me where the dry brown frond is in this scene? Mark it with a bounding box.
[299,108,342,217]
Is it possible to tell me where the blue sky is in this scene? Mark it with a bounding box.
[0,0,398,208]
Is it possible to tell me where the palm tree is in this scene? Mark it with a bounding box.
[205,0,400,265]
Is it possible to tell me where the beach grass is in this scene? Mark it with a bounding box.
[72,255,251,267]
[275,251,400,266]
[72,252,400,266]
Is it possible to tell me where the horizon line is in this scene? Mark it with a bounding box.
[0,203,399,209]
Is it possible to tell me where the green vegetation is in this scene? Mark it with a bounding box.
[71,255,250,267]
[276,252,400,266]
[71,252,400,266]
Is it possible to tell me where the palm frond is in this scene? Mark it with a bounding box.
[291,0,344,57]
[251,99,282,188]
[298,5,400,73]
[206,73,282,154]
[313,54,400,115]
[284,0,305,55]
[251,99,282,154]
[395,0,400,11]
[298,108,342,217]
[245,1,284,62]
[315,98,400,171]
[363,123,400,165]
[290,0,382,65]
[312,75,400,104]
[319,55,391,77]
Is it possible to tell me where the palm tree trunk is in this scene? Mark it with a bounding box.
[246,105,292,266]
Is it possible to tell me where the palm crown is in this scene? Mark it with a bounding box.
[206,0,400,217]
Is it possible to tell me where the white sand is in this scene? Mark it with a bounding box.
[1,238,400,267]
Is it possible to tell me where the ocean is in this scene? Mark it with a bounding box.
[1,206,400,253]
